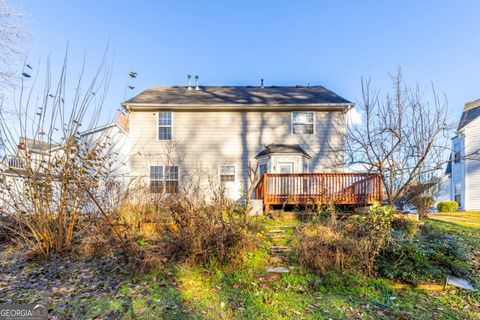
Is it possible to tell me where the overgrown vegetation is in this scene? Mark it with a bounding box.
[378,223,470,285]
[437,200,459,212]
[296,203,393,275]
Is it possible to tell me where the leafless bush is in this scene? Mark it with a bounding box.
[0,49,118,257]
[296,203,393,276]
[102,169,260,267]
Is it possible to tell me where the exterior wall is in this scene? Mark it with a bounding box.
[128,110,346,201]
[464,120,480,210]
[451,135,465,209]
[81,124,130,186]
[435,174,451,205]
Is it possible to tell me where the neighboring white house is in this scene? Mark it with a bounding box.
[0,113,130,213]
[448,99,480,211]
[79,112,131,186]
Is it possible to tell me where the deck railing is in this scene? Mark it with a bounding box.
[255,172,382,209]
[3,155,25,169]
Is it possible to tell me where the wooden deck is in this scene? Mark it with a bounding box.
[255,172,382,210]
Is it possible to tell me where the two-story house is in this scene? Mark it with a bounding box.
[123,84,382,209]
[448,99,480,211]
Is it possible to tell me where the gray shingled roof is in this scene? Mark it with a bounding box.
[458,105,480,130]
[124,86,351,106]
[255,144,311,159]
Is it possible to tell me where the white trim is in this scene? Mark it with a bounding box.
[156,111,174,141]
[290,111,316,135]
[80,122,129,137]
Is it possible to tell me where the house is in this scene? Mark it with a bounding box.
[79,112,131,186]
[0,113,130,213]
[448,99,480,211]
[0,138,63,212]
[123,83,382,209]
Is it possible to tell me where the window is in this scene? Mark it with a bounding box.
[150,165,179,193]
[303,162,308,173]
[454,183,462,207]
[292,112,314,134]
[219,165,235,182]
[454,141,462,164]
[259,163,268,176]
[158,112,172,140]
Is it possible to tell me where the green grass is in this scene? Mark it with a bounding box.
[428,212,480,248]
[10,212,480,319]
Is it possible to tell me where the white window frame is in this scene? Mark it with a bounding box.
[291,111,315,135]
[218,164,236,182]
[157,111,173,141]
[150,165,180,193]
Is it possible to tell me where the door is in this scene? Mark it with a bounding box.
[278,162,294,173]
[277,162,294,194]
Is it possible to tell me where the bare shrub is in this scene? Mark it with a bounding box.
[296,203,393,276]
[0,49,118,257]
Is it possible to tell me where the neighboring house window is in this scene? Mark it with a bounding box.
[454,183,462,207]
[303,162,308,173]
[150,165,179,193]
[219,165,235,182]
[454,141,461,164]
[259,163,268,176]
[292,112,315,134]
[158,112,172,140]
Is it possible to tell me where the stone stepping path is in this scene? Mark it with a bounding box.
[257,227,296,279]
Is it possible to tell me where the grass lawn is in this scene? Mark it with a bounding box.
[428,211,480,249]
[1,213,479,319]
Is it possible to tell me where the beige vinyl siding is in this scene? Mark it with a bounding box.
[128,110,345,194]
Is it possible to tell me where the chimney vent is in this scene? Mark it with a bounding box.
[195,75,200,90]
[260,78,264,88]
[187,75,192,91]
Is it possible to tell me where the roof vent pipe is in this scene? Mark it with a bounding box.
[187,75,192,91]
[195,75,200,90]
[261,78,264,88]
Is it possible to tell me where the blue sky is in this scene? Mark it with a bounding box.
[14,0,480,124]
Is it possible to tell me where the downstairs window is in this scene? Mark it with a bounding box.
[150,165,179,193]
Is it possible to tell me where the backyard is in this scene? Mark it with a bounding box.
[0,211,478,319]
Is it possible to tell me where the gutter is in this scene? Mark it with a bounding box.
[122,102,354,112]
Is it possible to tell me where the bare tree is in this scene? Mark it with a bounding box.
[0,0,26,89]
[346,69,452,205]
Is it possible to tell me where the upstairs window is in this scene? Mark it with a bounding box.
[150,165,179,193]
[158,112,172,140]
[454,141,462,164]
[292,112,314,134]
[219,165,236,182]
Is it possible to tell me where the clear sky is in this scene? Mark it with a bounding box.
[13,0,480,124]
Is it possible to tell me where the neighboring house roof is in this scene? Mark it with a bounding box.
[458,99,480,130]
[18,137,59,152]
[80,113,129,137]
[123,86,352,109]
[255,144,311,159]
